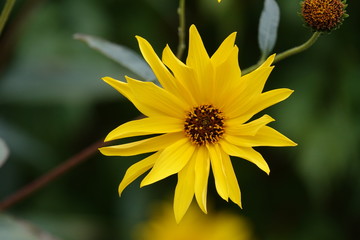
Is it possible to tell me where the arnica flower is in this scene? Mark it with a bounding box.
[99,24,296,223]
[134,203,254,240]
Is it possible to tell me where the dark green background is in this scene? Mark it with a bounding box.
[1,0,359,239]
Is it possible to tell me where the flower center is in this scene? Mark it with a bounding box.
[301,0,346,32]
[184,105,225,146]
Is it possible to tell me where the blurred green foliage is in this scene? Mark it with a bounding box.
[0,0,359,239]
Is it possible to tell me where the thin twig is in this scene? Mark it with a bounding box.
[0,139,106,211]
[242,31,321,75]
[0,0,46,72]
[0,0,16,36]
[176,0,186,59]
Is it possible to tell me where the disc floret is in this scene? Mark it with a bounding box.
[301,0,348,32]
[184,105,225,146]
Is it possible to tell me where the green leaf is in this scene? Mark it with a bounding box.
[0,214,59,240]
[258,0,280,58]
[74,34,156,82]
[0,138,9,168]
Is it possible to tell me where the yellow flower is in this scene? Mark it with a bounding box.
[99,24,296,223]
[134,203,254,240]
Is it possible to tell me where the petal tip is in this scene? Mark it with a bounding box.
[104,133,115,142]
[98,146,109,155]
[102,76,115,83]
[118,185,124,197]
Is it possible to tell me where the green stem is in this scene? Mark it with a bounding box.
[242,31,321,75]
[274,31,321,62]
[0,0,16,36]
[176,0,186,59]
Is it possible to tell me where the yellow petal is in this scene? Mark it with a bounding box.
[241,66,273,97]
[102,76,185,118]
[118,152,159,196]
[207,144,228,201]
[104,116,182,141]
[102,76,131,99]
[186,25,210,72]
[174,158,195,223]
[220,140,270,174]
[246,88,294,116]
[136,36,179,94]
[141,138,195,186]
[186,25,212,102]
[221,151,242,207]
[223,67,274,120]
[226,126,297,147]
[99,132,183,156]
[213,46,241,107]
[226,114,274,136]
[194,146,210,214]
[126,77,188,117]
[162,45,197,106]
[258,54,275,68]
[211,32,237,67]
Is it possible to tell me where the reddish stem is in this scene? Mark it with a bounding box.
[0,139,105,211]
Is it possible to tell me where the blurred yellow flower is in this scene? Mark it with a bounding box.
[134,203,254,240]
[100,24,296,222]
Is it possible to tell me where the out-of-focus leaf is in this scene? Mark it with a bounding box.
[0,57,123,104]
[0,138,9,168]
[74,34,156,82]
[0,214,59,240]
[258,0,280,57]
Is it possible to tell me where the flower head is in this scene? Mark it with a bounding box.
[99,24,296,223]
[134,203,254,240]
[301,0,348,32]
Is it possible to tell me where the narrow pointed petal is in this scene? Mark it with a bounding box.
[226,114,274,136]
[99,132,183,156]
[136,36,179,94]
[213,46,241,107]
[118,152,159,196]
[226,126,297,147]
[194,146,210,214]
[220,140,270,174]
[186,25,210,72]
[104,116,182,141]
[240,66,274,99]
[221,151,242,207]
[102,76,186,118]
[224,67,274,119]
[247,88,294,116]
[162,45,197,106]
[258,54,275,68]
[141,138,195,186]
[211,32,237,67]
[186,25,213,102]
[126,77,188,117]
[174,159,195,223]
[207,144,228,201]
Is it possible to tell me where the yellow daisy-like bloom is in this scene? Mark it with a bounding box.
[99,24,296,223]
[134,203,254,240]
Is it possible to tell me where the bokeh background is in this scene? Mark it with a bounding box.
[1,0,359,239]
